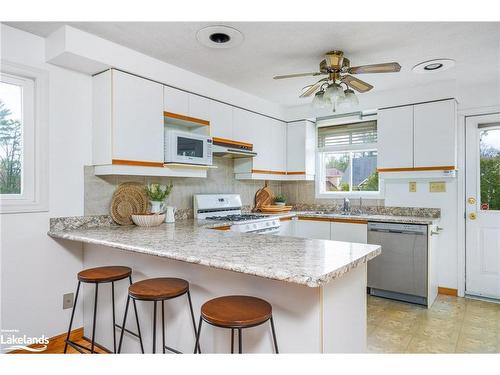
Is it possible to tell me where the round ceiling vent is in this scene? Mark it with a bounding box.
[196,25,244,49]
[412,59,455,74]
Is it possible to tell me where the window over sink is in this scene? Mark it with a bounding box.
[316,118,381,198]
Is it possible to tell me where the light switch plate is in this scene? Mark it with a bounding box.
[409,181,417,192]
[63,293,74,310]
[429,181,446,193]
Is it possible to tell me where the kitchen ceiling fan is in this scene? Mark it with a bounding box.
[273,50,401,111]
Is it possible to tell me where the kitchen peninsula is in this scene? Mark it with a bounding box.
[48,215,381,353]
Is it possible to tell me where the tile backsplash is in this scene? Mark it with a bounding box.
[84,158,388,217]
[84,158,282,216]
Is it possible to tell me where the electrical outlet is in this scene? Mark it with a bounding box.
[409,181,417,192]
[63,293,74,310]
[429,181,446,193]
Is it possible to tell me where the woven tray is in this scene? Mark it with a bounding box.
[110,182,149,225]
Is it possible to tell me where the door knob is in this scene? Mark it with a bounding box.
[467,197,476,204]
[468,212,477,220]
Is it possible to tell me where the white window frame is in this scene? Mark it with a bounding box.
[0,61,48,213]
[315,117,384,199]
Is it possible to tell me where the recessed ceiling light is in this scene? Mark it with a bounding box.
[412,59,455,74]
[196,25,244,49]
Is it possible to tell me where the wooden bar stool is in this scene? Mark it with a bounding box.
[64,266,143,354]
[194,295,279,354]
[118,277,200,354]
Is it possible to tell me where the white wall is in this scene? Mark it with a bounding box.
[0,24,92,339]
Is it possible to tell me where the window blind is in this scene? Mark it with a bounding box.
[317,121,377,149]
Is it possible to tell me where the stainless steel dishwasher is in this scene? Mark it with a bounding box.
[367,222,428,305]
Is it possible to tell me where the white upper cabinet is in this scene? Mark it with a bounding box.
[269,118,287,172]
[286,120,315,178]
[377,99,457,171]
[163,85,188,115]
[377,105,414,169]
[112,70,164,163]
[209,100,233,139]
[413,99,457,168]
[188,94,210,121]
[233,108,287,177]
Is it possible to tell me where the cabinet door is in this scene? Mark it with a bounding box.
[269,119,286,172]
[164,85,188,114]
[277,220,294,236]
[287,121,306,173]
[233,109,269,170]
[413,99,456,168]
[112,70,164,162]
[294,220,330,240]
[377,106,414,169]
[188,94,210,121]
[209,101,233,139]
[330,222,367,243]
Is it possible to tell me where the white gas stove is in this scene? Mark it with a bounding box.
[194,194,281,234]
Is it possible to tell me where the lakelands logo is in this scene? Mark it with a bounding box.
[1,329,49,352]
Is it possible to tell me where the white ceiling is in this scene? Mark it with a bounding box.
[6,22,500,107]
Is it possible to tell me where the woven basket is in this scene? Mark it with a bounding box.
[110,182,149,225]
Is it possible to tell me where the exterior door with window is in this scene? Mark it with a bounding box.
[465,113,500,299]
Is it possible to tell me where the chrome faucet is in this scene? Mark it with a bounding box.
[342,198,350,213]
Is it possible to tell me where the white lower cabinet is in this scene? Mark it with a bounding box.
[294,219,331,240]
[277,219,294,236]
[285,218,368,243]
[330,222,368,243]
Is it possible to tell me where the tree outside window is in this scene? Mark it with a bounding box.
[0,91,23,195]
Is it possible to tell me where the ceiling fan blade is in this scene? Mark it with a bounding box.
[299,78,327,98]
[348,62,401,74]
[273,72,324,80]
[342,75,374,93]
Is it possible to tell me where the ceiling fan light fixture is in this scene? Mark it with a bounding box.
[312,90,328,109]
[323,83,345,103]
[336,89,358,111]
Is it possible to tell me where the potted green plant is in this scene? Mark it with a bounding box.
[274,194,287,206]
[145,183,173,213]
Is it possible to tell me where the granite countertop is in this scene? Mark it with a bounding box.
[283,212,439,225]
[48,217,381,288]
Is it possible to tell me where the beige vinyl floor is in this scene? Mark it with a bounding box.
[367,294,500,353]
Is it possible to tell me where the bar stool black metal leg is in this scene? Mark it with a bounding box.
[270,316,279,354]
[129,276,144,353]
[117,295,130,353]
[238,328,242,354]
[161,301,166,354]
[64,281,81,354]
[187,291,201,354]
[152,301,157,354]
[90,283,99,353]
[194,317,202,353]
[111,281,116,353]
[231,329,234,354]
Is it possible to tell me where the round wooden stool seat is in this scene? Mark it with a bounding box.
[201,295,272,328]
[77,266,132,283]
[128,277,189,301]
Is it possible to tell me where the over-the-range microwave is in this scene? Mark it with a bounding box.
[164,129,213,166]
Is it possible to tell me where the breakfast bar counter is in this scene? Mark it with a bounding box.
[49,215,381,353]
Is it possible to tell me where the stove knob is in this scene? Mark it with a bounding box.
[266,222,270,226]
[245,225,250,231]
[253,224,257,229]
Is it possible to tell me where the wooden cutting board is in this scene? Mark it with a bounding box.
[254,181,274,212]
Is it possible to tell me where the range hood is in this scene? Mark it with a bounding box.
[212,137,257,159]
